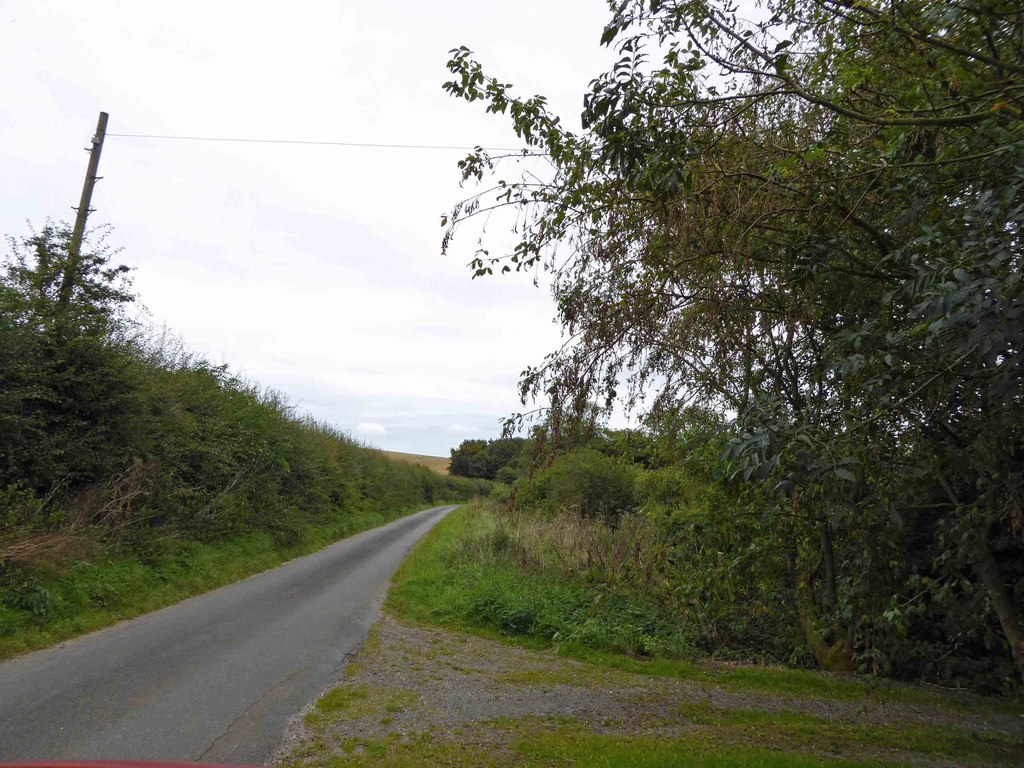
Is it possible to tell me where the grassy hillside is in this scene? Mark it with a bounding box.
[382,451,451,475]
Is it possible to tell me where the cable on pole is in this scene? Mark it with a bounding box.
[106,132,530,153]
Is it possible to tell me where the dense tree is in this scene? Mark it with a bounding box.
[0,224,135,494]
[443,0,1024,685]
[449,437,528,480]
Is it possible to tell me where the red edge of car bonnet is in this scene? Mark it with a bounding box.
[0,763,261,768]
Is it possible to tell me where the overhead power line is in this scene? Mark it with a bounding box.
[106,132,527,152]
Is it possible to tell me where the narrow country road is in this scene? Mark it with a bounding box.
[0,504,456,763]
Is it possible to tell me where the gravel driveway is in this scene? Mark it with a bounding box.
[275,616,1024,767]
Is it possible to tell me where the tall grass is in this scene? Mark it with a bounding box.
[390,499,700,659]
[464,502,669,591]
[443,494,790,662]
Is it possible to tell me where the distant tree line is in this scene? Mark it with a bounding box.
[449,437,528,482]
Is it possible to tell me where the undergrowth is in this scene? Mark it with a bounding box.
[387,502,1024,712]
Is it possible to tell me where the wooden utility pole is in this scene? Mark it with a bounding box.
[59,111,109,305]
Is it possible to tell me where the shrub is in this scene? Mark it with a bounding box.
[517,448,636,523]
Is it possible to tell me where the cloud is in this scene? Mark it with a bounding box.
[0,0,612,458]
[355,422,387,436]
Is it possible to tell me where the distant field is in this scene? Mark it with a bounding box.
[383,451,450,475]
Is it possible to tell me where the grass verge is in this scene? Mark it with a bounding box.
[0,502,454,660]
[295,704,1024,767]
[291,722,898,767]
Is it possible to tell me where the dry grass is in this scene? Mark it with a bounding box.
[460,499,670,591]
[381,451,450,475]
[0,458,159,569]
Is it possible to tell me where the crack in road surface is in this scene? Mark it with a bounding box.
[198,660,316,760]
[0,505,456,763]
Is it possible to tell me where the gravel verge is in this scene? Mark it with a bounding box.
[275,616,1023,767]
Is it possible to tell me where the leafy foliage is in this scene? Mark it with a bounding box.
[0,224,135,493]
[443,0,1024,689]
[515,448,637,524]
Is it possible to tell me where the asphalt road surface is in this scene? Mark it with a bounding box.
[0,504,456,763]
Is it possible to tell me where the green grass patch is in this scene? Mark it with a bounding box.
[0,503,453,660]
[674,701,827,728]
[666,703,1023,763]
[514,729,894,768]
[515,729,890,768]
[284,718,896,767]
[308,684,373,724]
[305,683,418,728]
[287,710,1024,768]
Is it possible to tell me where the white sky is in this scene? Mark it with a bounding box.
[0,0,619,456]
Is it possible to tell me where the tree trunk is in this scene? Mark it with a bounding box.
[941,474,1024,682]
[820,523,838,611]
[791,557,853,673]
[975,523,1024,682]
